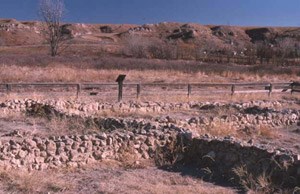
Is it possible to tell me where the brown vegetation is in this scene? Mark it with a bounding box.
[0,59,298,84]
[233,165,298,194]
[0,162,237,194]
[0,169,71,193]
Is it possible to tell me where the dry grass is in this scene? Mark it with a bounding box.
[0,64,125,83]
[232,165,296,194]
[0,90,299,106]
[154,134,186,167]
[0,64,225,83]
[0,162,237,194]
[198,122,239,137]
[117,145,150,170]
[240,125,279,139]
[73,162,237,194]
[139,92,292,103]
[0,169,72,193]
[256,125,279,139]
[0,112,99,137]
[195,122,279,139]
[0,59,297,83]
[96,109,156,120]
[0,59,298,104]
[44,116,99,136]
[233,165,275,193]
[0,92,79,102]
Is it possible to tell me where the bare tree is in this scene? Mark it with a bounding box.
[39,0,66,57]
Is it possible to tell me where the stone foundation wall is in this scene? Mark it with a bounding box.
[0,99,299,187]
[0,99,295,116]
[183,135,300,187]
[1,99,299,130]
[0,128,177,170]
[187,109,299,129]
[1,129,298,186]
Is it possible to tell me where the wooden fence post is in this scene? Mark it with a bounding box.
[268,84,273,97]
[137,84,141,100]
[76,84,81,98]
[187,84,191,98]
[231,84,235,96]
[116,75,126,102]
[118,82,123,102]
[6,84,11,95]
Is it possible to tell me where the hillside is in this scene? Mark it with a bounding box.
[1,18,300,59]
[0,18,300,85]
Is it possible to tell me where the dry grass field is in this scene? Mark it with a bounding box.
[0,162,239,194]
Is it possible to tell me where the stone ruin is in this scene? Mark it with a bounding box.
[0,99,299,188]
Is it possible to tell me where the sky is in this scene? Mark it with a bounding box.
[0,0,300,27]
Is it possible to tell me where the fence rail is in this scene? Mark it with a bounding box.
[0,81,299,101]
